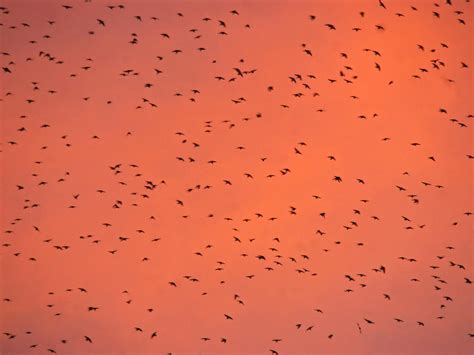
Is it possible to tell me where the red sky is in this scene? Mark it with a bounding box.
[1,0,473,354]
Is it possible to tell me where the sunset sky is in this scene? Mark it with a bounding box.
[0,0,472,354]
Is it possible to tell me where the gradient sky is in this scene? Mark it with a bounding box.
[0,0,473,354]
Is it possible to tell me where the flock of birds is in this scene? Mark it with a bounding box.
[1,0,472,354]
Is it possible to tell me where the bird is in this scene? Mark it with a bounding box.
[0,2,470,354]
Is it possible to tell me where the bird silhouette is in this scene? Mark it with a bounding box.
[0,2,470,354]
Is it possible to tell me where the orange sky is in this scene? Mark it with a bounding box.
[1,0,473,354]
